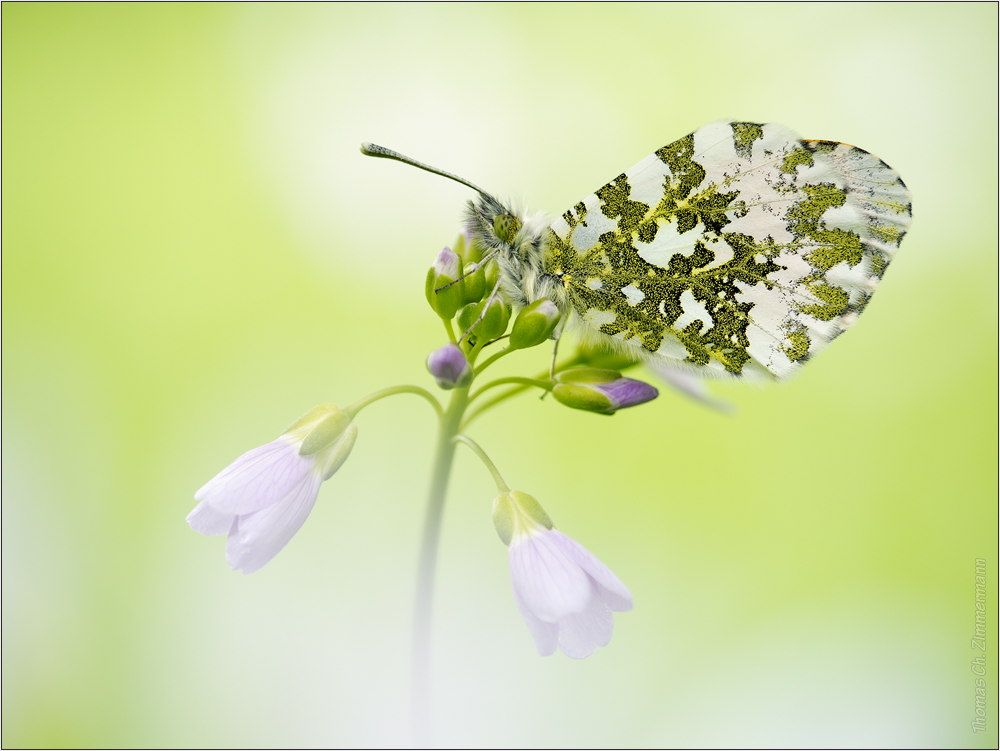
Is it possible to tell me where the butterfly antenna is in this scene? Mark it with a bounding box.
[361,142,490,197]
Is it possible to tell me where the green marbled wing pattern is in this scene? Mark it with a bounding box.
[545,121,912,380]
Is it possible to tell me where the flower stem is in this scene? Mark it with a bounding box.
[461,353,588,428]
[460,384,530,429]
[473,346,514,375]
[411,385,467,743]
[345,385,443,420]
[468,376,552,402]
[454,434,510,492]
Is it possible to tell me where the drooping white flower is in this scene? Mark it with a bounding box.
[187,404,357,574]
[493,490,632,658]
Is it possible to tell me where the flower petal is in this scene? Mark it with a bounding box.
[556,585,614,659]
[195,438,315,515]
[511,586,558,656]
[509,530,591,622]
[186,499,236,536]
[550,531,633,612]
[225,469,322,574]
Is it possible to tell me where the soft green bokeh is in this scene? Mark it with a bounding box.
[3,4,997,747]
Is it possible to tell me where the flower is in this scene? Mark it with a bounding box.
[426,343,472,389]
[551,367,659,415]
[493,490,632,658]
[186,403,357,574]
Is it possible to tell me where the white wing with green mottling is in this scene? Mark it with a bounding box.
[545,120,912,380]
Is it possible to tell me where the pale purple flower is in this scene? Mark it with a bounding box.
[187,404,356,574]
[494,490,632,658]
[510,527,633,658]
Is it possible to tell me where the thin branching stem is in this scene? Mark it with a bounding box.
[468,376,552,402]
[454,434,510,493]
[345,385,443,420]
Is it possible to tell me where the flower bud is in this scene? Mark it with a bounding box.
[452,230,468,261]
[483,257,500,289]
[425,247,464,320]
[465,237,484,265]
[552,368,659,415]
[460,262,486,305]
[458,295,511,341]
[509,299,561,350]
[492,490,554,546]
[426,343,473,390]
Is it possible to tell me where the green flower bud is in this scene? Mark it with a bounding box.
[509,299,561,350]
[492,490,553,546]
[425,247,464,320]
[465,236,484,264]
[493,213,521,244]
[552,368,659,415]
[483,257,500,289]
[460,262,486,305]
[452,231,468,261]
[458,295,511,341]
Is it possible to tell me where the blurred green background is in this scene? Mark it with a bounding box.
[3,4,997,748]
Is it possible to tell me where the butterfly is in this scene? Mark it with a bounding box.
[362,120,911,381]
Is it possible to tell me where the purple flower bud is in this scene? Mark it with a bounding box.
[426,343,473,390]
[599,377,659,411]
[552,368,658,414]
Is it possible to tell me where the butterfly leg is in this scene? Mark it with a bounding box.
[549,334,561,380]
[434,249,499,294]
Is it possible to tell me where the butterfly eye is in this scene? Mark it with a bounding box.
[493,214,521,244]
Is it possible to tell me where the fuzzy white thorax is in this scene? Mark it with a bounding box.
[465,194,568,321]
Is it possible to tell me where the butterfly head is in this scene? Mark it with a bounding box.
[360,142,565,313]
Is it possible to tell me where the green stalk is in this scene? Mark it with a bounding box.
[411,386,467,742]
[345,385,443,420]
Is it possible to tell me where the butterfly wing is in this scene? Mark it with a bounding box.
[545,121,911,380]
